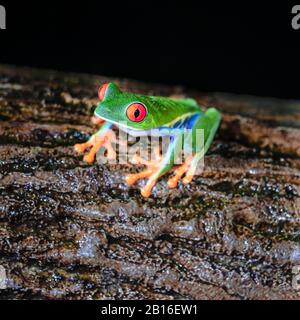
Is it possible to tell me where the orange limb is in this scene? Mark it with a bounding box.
[167,155,193,188]
[125,143,200,197]
[141,176,158,198]
[126,147,162,193]
[74,140,93,154]
[103,140,117,160]
[126,169,153,186]
[83,138,105,164]
[182,165,197,185]
[74,129,116,164]
[126,169,161,198]
[126,148,197,197]
[130,154,160,167]
[152,147,162,161]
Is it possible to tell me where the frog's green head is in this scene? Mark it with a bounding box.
[94,82,158,131]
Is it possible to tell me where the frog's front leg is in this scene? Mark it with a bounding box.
[74,121,115,164]
[126,136,180,197]
[126,108,221,197]
[126,147,162,187]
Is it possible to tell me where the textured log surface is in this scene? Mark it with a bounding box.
[0,64,300,300]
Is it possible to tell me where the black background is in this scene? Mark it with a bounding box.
[0,1,300,98]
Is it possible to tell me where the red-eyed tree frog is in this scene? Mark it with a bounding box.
[74,82,221,197]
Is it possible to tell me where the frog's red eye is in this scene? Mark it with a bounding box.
[98,82,109,101]
[126,103,147,122]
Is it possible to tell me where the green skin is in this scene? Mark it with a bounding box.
[84,82,221,196]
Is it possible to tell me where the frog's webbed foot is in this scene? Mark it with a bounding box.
[74,129,116,164]
[126,168,154,187]
[167,155,194,188]
[126,146,202,197]
[126,166,162,198]
[126,147,197,197]
[126,154,200,198]
[140,174,162,198]
[125,148,163,196]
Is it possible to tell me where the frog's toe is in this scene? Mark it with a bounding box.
[182,166,197,185]
[140,174,160,198]
[83,153,96,164]
[130,154,158,167]
[167,155,193,188]
[140,180,156,198]
[86,140,105,163]
[182,174,195,185]
[140,186,152,198]
[130,147,162,167]
[104,141,117,160]
[74,142,90,154]
[125,169,153,186]
[125,174,137,186]
[182,155,200,185]
[167,176,180,189]
[75,128,118,164]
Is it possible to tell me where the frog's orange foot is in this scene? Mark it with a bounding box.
[140,177,158,198]
[125,155,160,187]
[74,130,116,164]
[125,169,153,186]
[126,170,160,198]
[126,150,197,197]
[167,155,194,188]
[182,169,196,185]
[126,149,162,197]
[74,141,91,154]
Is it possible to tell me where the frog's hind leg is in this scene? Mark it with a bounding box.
[167,155,193,188]
[139,140,179,197]
[182,150,204,184]
[126,168,154,186]
[169,107,221,187]
[183,107,221,184]
[126,139,177,197]
[167,150,204,187]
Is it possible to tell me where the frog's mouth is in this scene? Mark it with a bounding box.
[94,110,148,133]
[95,115,172,140]
[119,125,154,137]
[94,110,162,137]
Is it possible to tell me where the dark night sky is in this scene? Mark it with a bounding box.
[1,1,300,99]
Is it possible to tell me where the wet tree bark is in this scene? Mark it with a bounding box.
[0,64,300,299]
